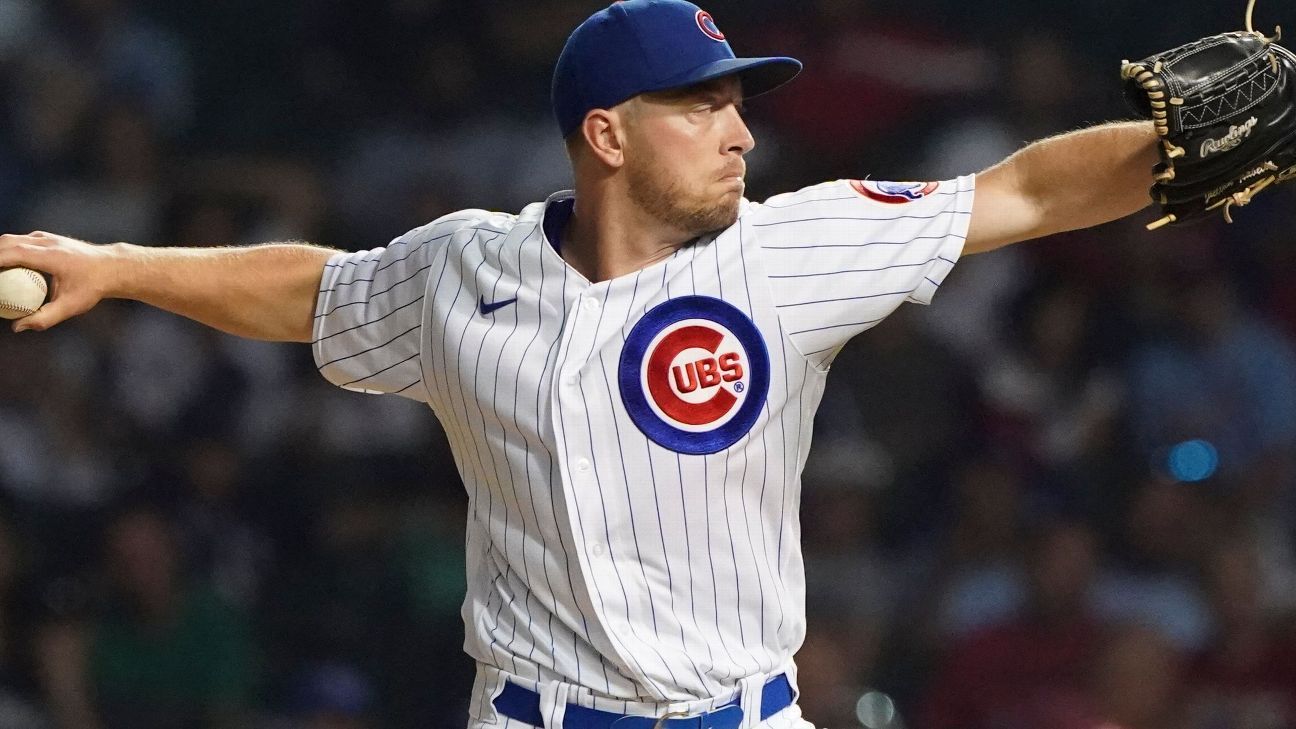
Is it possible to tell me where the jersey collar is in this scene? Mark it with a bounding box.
[542,191,576,255]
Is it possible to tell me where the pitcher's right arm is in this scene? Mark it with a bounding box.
[0,232,335,341]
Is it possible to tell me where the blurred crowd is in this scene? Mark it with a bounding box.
[0,0,1293,728]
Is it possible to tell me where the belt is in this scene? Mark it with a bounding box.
[493,674,795,729]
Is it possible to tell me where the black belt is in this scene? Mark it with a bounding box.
[493,674,795,729]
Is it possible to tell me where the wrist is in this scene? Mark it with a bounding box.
[101,242,140,301]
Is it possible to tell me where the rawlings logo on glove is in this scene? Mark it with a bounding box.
[1200,117,1259,157]
[1122,0,1296,229]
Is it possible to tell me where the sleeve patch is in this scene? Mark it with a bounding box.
[849,180,940,204]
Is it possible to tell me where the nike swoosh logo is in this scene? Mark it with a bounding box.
[479,296,518,315]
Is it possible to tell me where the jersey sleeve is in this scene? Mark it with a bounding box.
[750,176,975,367]
[312,213,486,401]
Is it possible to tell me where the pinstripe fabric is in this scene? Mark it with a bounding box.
[756,178,975,369]
[312,178,974,711]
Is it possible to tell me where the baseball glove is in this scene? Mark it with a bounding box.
[1122,0,1296,229]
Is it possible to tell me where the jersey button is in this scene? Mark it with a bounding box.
[564,373,578,387]
[582,297,601,313]
[575,458,591,473]
[591,543,606,557]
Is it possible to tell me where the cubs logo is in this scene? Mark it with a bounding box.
[619,296,769,455]
[850,180,940,204]
[696,10,726,42]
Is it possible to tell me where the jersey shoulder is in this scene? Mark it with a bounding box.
[396,208,518,249]
[739,177,974,235]
[744,178,967,219]
[745,180,847,215]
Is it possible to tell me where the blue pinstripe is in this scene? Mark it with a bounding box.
[340,351,420,388]
[751,211,972,227]
[543,263,611,692]
[510,235,562,670]
[766,256,947,279]
[789,318,886,336]
[317,262,436,318]
[553,277,652,692]
[611,268,711,688]
[685,252,746,680]
[761,234,965,250]
[322,254,380,270]
[736,221,782,647]
[758,194,858,209]
[663,248,739,679]
[445,241,507,678]
[472,234,522,675]
[481,228,541,670]
[712,236,750,657]
[448,238,501,493]
[313,295,425,344]
[315,324,419,369]
[775,291,910,309]
[576,281,684,694]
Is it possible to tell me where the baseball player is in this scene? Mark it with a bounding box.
[0,0,1221,727]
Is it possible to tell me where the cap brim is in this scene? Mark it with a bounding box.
[652,56,803,100]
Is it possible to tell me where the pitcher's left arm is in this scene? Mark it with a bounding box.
[965,121,1159,255]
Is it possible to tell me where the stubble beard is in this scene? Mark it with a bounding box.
[626,156,741,237]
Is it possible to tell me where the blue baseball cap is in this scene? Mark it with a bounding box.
[553,0,802,138]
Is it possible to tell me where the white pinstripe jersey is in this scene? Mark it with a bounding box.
[312,176,975,708]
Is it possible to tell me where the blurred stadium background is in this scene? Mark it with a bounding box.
[0,0,1294,728]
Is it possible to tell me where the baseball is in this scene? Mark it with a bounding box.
[0,267,48,320]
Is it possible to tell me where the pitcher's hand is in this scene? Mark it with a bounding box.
[0,232,120,332]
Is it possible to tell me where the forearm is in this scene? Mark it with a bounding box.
[0,231,337,340]
[106,242,335,342]
[966,121,1161,253]
[1011,120,1160,233]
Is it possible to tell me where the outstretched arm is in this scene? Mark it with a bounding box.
[965,121,1160,255]
[0,233,335,341]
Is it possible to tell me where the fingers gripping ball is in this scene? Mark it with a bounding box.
[0,267,48,320]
